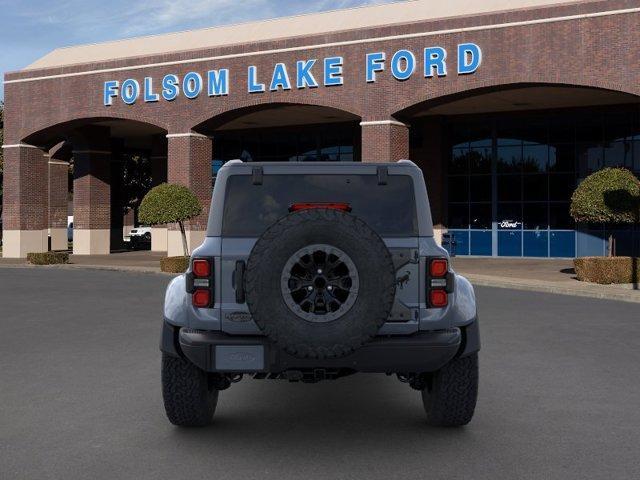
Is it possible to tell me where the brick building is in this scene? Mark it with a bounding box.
[2,0,640,258]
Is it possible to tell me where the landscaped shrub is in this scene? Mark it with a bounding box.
[574,256,640,284]
[27,252,69,265]
[570,168,640,224]
[160,256,190,273]
[139,183,202,256]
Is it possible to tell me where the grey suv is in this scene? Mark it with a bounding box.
[161,160,480,427]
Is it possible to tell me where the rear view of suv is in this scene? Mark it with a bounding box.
[161,160,479,427]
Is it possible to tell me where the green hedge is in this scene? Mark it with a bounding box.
[160,256,190,273]
[574,256,640,284]
[27,252,69,265]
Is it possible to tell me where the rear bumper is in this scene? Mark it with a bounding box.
[161,321,479,374]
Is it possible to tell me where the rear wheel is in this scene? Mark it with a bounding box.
[161,353,218,427]
[422,353,478,427]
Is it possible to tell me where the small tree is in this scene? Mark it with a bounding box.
[139,183,202,256]
[570,168,640,256]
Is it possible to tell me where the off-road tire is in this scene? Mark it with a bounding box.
[422,353,478,427]
[245,208,396,359]
[161,353,219,427]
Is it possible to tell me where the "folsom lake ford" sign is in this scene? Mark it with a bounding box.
[103,43,482,106]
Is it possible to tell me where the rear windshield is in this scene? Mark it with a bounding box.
[222,174,417,236]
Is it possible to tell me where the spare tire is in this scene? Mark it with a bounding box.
[245,208,396,359]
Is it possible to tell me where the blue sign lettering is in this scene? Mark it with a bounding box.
[183,72,203,99]
[424,47,447,77]
[366,52,385,83]
[161,74,179,101]
[391,50,416,81]
[270,63,292,91]
[144,77,159,102]
[208,69,229,96]
[102,44,482,105]
[121,78,139,105]
[324,56,344,86]
[296,60,318,89]
[458,43,482,75]
[247,66,265,93]
[103,80,119,106]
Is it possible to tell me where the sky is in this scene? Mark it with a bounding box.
[0,0,403,100]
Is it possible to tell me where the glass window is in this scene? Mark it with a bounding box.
[523,203,548,230]
[523,174,548,202]
[470,230,492,256]
[470,203,492,230]
[498,231,522,257]
[604,140,633,168]
[298,133,317,157]
[450,148,469,174]
[523,144,548,173]
[549,144,575,173]
[549,203,573,229]
[223,174,418,237]
[604,112,635,142]
[448,204,469,229]
[497,203,522,230]
[549,174,575,201]
[448,176,469,202]
[523,231,549,257]
[498,175,522,202]
[469,175,491,202]
[550,231,576,257]
[497,145,522,173]
[576,119,603,144]
[469,147,492,174]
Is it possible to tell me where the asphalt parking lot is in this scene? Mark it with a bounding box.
[1,268,639,480]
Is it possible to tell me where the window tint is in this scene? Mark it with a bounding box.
[222,174,417,236]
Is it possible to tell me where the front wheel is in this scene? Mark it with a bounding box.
[422,353,478,427]
[161,353,218,427]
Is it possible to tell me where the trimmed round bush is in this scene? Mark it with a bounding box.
[160,256,190,273]
[27,252,69,265]
[139,183,202,226]
[139,183,203,256]
[570,168,640,224]
[574,256,639,284]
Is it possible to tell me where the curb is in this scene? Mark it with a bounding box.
[0,263,172,275]
[463,273,640,304]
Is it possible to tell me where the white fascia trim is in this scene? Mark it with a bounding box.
[48,160,70,165]
[1,143,42,149]
[4,7,639,85]
[166,133,213,139]
[360,120,409,127]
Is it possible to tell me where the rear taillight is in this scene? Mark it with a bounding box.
[192,289,211,308]
[289,202,352,212]
[187,258,214,308]
[192,259,210,278]
[427,257,453,308]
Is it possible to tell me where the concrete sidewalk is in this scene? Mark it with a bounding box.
[452,257,640,304]
[0,250,164,274]
[1,251,639,303]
